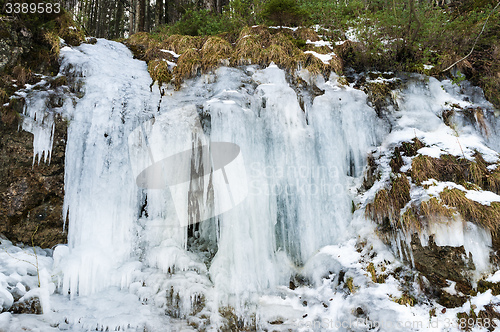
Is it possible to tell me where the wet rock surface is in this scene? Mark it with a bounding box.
[411,234,474,308]
[0,115,67,248]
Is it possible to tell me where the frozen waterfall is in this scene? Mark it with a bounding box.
[21,39,381,317]
[15,39,500,331]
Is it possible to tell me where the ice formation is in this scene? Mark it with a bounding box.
[4,39,500,331]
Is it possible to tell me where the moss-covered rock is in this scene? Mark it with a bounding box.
[0,18,32,72]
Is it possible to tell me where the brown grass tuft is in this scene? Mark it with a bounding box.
[366,189,392,225]
[200,37,233,71]
[329,54,343,74]
[173,48,201,90]
[365,175,411,227]
[401,206,422,232]
[420,197,454,221]
[128,32,153,47]
[148,59,172,86]
[164,35,204,54]
[302,53,328,75]
[440,188,500,233]
[238,26,271,46]
[232,34,265,66]
[143,43,176,62]
[304,44,332,54]
[55,12,85,46]
[390,138,425,172]
[410,153,500,195]
[410,154,469,185]
[488,168,500,194]
[0,89,7,104]
[12,65,34,86]
[294,28,320,42]
[43,30,60,56]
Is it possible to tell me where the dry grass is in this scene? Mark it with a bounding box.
[440,188,500,233]
[12,65,34,87]
[410,153,500,194]
[366,175,411,227]
[128,32,154,47]
[173,48,201,89]
[0,89,7,104]
[390,138,425,172]
[55,12,85,46]
[238,26,271,46]
[302,52,327,75]
[391,175,411,210]
[366,188,392,225]
[400,207,422,232]
[43,30,60,56]
[126,26,346,89]
[200,36,233,71]
[294,28,320,42]
[304,44,332,54]
[335,40,364,58]
[393,293,416,306]
[367,262,387,283]
[488,168,500,193]
[232,34,265,66]
[420,197,454,221]
[399,198,454,233]
[143,43,176,62]
[329,54,343,74]
[410,154,468,185]
[164,34,204,54]
[148,59,172,86]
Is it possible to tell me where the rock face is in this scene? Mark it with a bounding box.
[0,114,67,248]
[410,234,473,308]
[0,17,32,72]
[0,15,68,249]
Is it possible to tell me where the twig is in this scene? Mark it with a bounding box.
[31,226,40,288]
[442,1,500,72]
[457,138,466,159]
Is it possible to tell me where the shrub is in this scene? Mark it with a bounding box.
[167,9,233,36]
[262,0,309,27]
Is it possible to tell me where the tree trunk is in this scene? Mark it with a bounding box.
[137,0,145,32]
[113,0,124,38]
[155,0,163,26]
[129,0,136,35]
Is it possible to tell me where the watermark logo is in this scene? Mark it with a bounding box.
[128,106,248,227]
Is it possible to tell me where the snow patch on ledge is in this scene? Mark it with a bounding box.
[304,51,336,65]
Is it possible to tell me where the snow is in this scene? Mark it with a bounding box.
[304,51,336,64]
[160,49,180,58]
[466,190,500,205]
[442,281,458,295]
[417,146,444,158]
[487,270,500,282]
[423,179,500,207]
[306,39,332,48]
